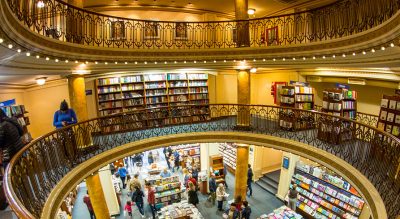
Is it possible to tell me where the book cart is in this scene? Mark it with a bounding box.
[318,88,357,144]
[95,73,210,133]
[278,85,315,131]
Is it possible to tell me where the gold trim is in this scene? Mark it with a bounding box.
[41,132,386,219]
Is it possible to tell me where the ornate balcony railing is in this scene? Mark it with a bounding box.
[314,105,379,127]
[3,104,400,218]
[4,0,400,49]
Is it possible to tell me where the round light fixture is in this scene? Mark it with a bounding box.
[247,8,256,15]
[37,0,45,8]
[250,67,257,73]
[36,77,47,86]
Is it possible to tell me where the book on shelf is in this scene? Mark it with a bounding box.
[145,82,167,89]
[387,113,395,122]
[295,86,313,94]
[295,94,313,102]
[280,96,294,104]
[386,124,393,133]
[389,100,397,110]
[189,87,208,93]
[121,84,144,91]
[296,103,313,110]
[188,73,208,80]
[189,81,207,87]
[392,126,400,136]
[98,77,119,85]
[144,74,166,81]
[280,87,295,95]
[395,115,400,124]
[121,75,143,83]
[167,73,187,80]
[169,88,188,95]
[396,102,400,111]
[146,89,167,96]
[146,96,168,104]
[122,92,143,99]
[189,94,208,100]
[380,110,387,120]
[98,86,121,94]
[169,81,188,87]
[377,122,385,131]
[381,99,389,108]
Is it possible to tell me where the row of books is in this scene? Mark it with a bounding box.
[296,103,313,110]
[144,74,166,81]
[190,94,208,100]
[343,111,356,119]
[377,122,400,135]
[121,75,142,83]
[124,99,144,106]
[98,93,122,102]
[379,110,400,123]
[281,97,295,104]
[169,81,188,87]
[0,105,26,117]
[167,74,187,80]
[146,82,167,89]
[121,84,144,91]
[146,96,168,104]
[295,95,313,102]
[189,81,207,87]
[322,102,342,111]
[122,92,143,99]
[170,95,188,102]
[146,90,167,96]
[323,91,357,101]
[380,98,400,110]
[188,74,208,80]
[280,88,295,95]
[169,89,188,94]
[342,101,356,110]
[98,86,121,94]
[295,86,313,94]
[98,77,119,85]
[99,101,122,110]
[297,190,340,219]
[258,206,303,219]
[190,87,208,93]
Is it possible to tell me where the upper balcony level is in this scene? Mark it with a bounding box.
[2,0,400,64]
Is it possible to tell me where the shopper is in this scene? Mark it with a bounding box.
[182,168,189,186]
[247,164,253,197]
[148,151,154,165]
[53,100,77,129]
[128,173,142,192]
[0,109,24,169]
[191,164,199,182]
[223,163,228,188]
[208,173,217,205]
[118,166,128,189]
[216,183,226,211]
[173,150,180,172]
[241,201,252,219]
[83,191,95,219]
[234,195,243,211]
[125,175,132,195]
[163,147,171,169]
[187,181,199,207]
[223,203,239,219]
[131,186,145,218]
[169,154,175,172]
[160,168,172,178]
[186,174,197,189]
[124,201,133,218]
[288,183,298,211]
[145,182,156,219]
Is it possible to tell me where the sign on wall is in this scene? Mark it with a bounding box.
[0,99,16,107]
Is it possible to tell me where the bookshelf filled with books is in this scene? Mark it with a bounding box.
[377,95,400,137]
[0,105,32,144]
[144,175,183,210]
[217,143,237,175]
[278,85,315,131]
[318,88,357,144]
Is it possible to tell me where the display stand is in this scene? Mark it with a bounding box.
[157,200,204,219]
[292,162,364,219]
[317,88,357,144]
[218,143,236,175]
[144,175,183,210]
[258,206,303,219]
[377,94,400,137]
[209,155,225,185]
[278,85,315,131]
[171,144,201,169]
[0,105,32,144]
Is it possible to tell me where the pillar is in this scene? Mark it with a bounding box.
[86,172,110,219]
[234,144,249,199]
[276,152,300,200]
[237,70,251,127]
[235,0,250,47]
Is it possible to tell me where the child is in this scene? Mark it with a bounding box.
[124,201,133,218]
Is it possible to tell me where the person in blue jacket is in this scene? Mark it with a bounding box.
[53,100,78,129]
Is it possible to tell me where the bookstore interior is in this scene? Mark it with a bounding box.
[58,143,370,219]
[1,72,395,219]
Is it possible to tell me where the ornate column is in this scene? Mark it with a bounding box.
[237,69,251,127]
[234,144,249,199]
[68,75,88,122]
[86,172,110,219]
[235,0,250,47]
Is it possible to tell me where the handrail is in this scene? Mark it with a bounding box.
[3,0,400,49]
[314,105,379,127]
[3,104,400,218]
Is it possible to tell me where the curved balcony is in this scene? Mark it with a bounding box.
[4,104,399,219]
[1,0,400,62]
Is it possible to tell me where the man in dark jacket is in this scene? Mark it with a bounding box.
[0,109,24,168]
[247,164,254,197]
[208,173,217,205]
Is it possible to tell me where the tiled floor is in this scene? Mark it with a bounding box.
[72,148,284,218]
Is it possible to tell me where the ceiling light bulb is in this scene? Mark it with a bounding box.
[105,62,108,65]
[46,57,49,61]
[303,57,306,60]
[250,67,257,73]
[224,60,226,62]
[253,59,256,62]
[36,77,47,85]
[154,61,157,64]
[17,49,21,53]
[292,57,296,60]
[214,60,216,63]
[0,38,3,43]
[55,59,59,62]
[164,61,167,64]
[233,60,236,62]
[26,52,30,56]
[352,52,356,56]
[247,8,256,15]
[282,58,285,61]
[273,58,276,61]
[322,56,326,59]
[381,46,385,50]
[115,61,118,64]
[312,56,316,59]
[174,61,177,64]
[37,0,45,8]
[65,60,69,63]
[95,61,98,64]
[362,51,366,55]
[135,61,138,64]
[144,61,147,64]
[263,59,266,61]
[184,61,187,63]
[36,55,40,59]
[194,60,197,63]
[204,60,206,63]
[371,48,375,53]
[85,61,89,64]
[342,54,346,57]
[8,44,12,49]
[332,55,336,58]
[390,43,395,47]
[75,60,78,63]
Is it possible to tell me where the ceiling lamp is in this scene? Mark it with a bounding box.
[37,0,45,8]
[36,77,47,86]
[248,8,256,15]
[250,67,257,73]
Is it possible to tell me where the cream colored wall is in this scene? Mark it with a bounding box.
[0,88,25,105]
[208,74,217,104]
[276,152,300,200]
[85,79,98,119]
[310,82,394,115]
[23,81,70,138]
[215,72,237,103]
[253,146,283,180]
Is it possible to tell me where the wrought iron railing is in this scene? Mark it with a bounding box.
[4,0,400,49]
[315,105,379,127]
[3,104,400,218]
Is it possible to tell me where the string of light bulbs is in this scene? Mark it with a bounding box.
[0,36,398,68]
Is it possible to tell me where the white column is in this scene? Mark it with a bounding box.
[276,152,300,200]
[98,165,120,216]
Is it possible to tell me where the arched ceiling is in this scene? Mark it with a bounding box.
[80,0,339,20]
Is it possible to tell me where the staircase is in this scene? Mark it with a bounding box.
[255,170,280,195]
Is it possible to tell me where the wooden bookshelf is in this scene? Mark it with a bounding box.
[218,143,236,175]
[144,175,182,210]
[171,144,201,169]
[278,85,315,131]
[209,155,225,185]
[377,95,400,137]
[317,88,357,144]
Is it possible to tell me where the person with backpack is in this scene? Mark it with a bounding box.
[0,109,24,169]
[131,186,145,218]
[241,201,252,219]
